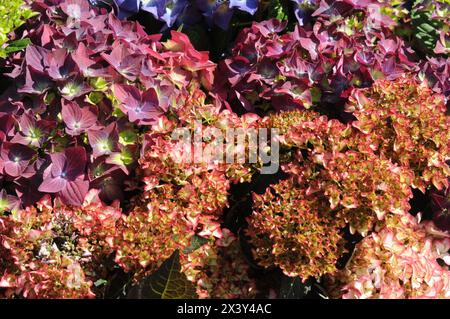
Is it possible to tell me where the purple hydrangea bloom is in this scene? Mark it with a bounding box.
[113,0,141,19]
[46,49,76,81]
[0,142,35,178]
[38,146,89,206]
[0,114,15,141]
[109,0,260,30]
[11,110,56,147]
[141,0,189,27]
[101,40,144,81]
[112,83,163,125]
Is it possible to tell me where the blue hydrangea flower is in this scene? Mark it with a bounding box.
[110,0,260,30]
[141,0,189,27]
[114,0,140,19]
[229,0,258,15]
[196,0,235,30]
[291,0,318,25]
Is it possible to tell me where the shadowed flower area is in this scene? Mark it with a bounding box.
[430,180,450,232]
[113,0,260,29]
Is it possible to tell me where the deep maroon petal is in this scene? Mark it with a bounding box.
[64,146,87,179]
[59,178,89,206]
[62,101,97,135]
[25,45,51,72]
[71,42,96,75]
[80,108,97,129]
[5,143,35,161]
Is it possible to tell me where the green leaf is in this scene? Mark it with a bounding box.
[90,77,108,91]
[86,91,104,105]
[120,148,134,165]
[119,129,138,146]
[44,91,56,105]
[22,10,39,20]
[94,279,108,287]
[4,38,31,54]
[310,87,322,104]
[126,250,198,299]
[267,0,289,21]
[183,235,209,254]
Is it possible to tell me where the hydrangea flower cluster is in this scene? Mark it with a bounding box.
[328,214,450,299]
[246,177,346,279]
[113,88,259,297]
[0,0,215,208]
[0,0,449,300]
[346,76,450,192]
[214,3,418,114]
[111,0,259,29]
[181,229,256,298]
[246,75,449,281]
[215,1,450,115]
[0,190,122,298]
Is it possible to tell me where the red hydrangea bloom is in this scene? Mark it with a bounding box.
[263,109,416,234]
[113,202,195,275]
[181,229,257,299]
